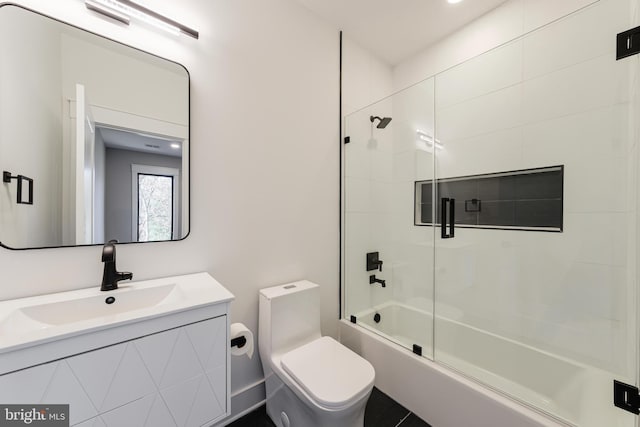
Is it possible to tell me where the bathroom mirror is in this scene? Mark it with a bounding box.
[0,5,190,249]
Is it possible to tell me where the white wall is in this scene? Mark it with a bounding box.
[0,7,63,248]
[0,0,340,419]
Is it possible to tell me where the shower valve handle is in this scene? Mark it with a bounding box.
[366,252,383,272]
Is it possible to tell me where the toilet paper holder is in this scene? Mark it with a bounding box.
[230,336,247,349]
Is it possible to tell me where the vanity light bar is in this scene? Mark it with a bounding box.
[85,0,199,39]
[85,0,130,25]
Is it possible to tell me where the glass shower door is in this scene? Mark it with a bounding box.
[343,79,436,358]
[432,0,638,425]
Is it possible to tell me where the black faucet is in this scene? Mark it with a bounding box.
[369,275,386,288]
[101,240,133,291]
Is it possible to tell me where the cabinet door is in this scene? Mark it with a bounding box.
[0,358,99,425]
[154,317,227,427]
[0,316,228,427]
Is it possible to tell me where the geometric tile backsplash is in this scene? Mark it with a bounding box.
[0,316,227,427]
[415,165,563,231]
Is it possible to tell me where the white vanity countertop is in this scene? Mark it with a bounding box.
[0,272,234,354]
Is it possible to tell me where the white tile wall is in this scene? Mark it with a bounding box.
[344,0,638,384]
[435,127,524,178]
[344,95,396,317]
[345,177,371,213]
[437,84,524,142]
[345,94,437,315]
[522,0,626,79]
[521,105,630,167]
[394,0,526,92]
[522,56,630,125]
[432,0,636,372]
[393,0,604,92]
[522,0,599,33]
[435,41,523,110]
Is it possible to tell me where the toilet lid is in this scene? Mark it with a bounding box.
[281,336,375,409]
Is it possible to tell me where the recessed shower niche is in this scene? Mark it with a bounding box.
[414,165,563,231]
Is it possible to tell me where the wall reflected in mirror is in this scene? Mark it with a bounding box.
[0,5,189,249]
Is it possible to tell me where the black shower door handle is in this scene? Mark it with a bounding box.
[441,198,455,239]
[449,198,455,238]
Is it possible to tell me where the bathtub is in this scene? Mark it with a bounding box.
[339,301,630,427]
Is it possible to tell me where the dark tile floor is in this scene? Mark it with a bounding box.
[228,387,431,427]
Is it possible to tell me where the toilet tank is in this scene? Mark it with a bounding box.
[259,280,322,358]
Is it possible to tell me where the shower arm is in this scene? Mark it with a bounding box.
[370,115,392,129]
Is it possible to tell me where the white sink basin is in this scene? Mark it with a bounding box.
[19,283,181,325]
[0,273,234,353]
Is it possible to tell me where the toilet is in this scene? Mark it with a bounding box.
[259,280,375,427]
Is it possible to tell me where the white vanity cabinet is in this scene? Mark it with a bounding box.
[0,273,234,427]
[0,316,227,427]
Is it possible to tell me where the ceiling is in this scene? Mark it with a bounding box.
[293,0,509,65]
[97,127,183,158]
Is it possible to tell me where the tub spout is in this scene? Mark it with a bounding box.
[369,275,386,287]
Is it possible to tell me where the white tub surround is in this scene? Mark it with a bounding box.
[340,319,564,427]
[352,302,626,427]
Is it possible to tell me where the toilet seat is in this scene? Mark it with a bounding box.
[280,336,375,409]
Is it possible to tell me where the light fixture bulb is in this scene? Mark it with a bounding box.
[86,0,199,39]
[85,0,130,25]
[93,0,180,35]
[448,0,463,4]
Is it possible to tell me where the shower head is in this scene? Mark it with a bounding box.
[370,116,392,129]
